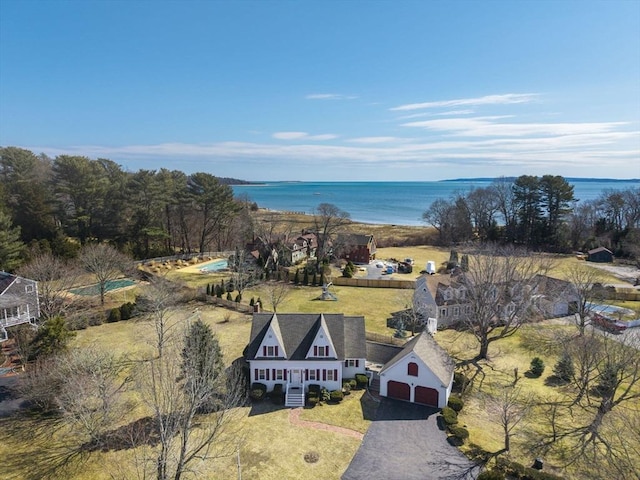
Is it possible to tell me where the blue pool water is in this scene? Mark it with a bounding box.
[588,303,632,315]
[199,259,228,273]
[70,279,136,296]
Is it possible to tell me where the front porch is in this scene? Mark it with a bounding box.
[285,368,305,407]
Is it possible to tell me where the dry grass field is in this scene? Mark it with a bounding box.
[2,219,638,479]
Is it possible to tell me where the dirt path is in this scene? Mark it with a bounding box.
[289,407,364,440]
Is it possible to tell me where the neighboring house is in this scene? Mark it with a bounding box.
[413,272,578,329]
[283,232,317,265]
[530,274,579,318]
[587,247,614,263]
[337,233,377,264]
[413,273,469,328]
[378,332,455,408]
[0,272,40,342]
[245,312,367,407]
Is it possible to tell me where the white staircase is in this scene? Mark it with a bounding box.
[286,386,305,407]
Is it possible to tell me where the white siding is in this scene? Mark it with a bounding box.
[379,353,452,408]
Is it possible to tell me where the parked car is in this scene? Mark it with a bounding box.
[591,313,628,333]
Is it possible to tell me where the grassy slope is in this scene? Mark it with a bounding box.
[2,236,638,479]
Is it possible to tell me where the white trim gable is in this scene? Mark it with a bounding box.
[305,314,337,359]
[256,313,287,359]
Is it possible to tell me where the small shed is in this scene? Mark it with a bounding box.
[587,247,613,263]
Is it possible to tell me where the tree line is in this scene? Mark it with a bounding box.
[0,146,254,269]
[422,175,640,259]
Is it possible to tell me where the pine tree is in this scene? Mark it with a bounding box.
[206,284,211,296]
[0,210,24,271]
[181,319,223,412]
[553,351,574,382]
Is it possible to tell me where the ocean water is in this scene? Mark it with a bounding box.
[232,179,639,227]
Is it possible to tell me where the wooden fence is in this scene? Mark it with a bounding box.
[365,331,408,346]
[333,277,415,289]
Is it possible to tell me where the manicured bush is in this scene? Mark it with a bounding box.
[226,292,233,301]
[107,307,121,323]
[342,383,351,395]
[530,357,545,377]
[355,374,369,389]
[348,378,357,390]
[448,425,469,442]
[250,382,267,401]
[453,371,469,391]
[235,293,242,303]
[477,470,505,480]
[308,384,321,396]
[441,406,458,425]
[320,387,331,403]
[448,395,464,412]
[329,390,344,403]
[306,396,319,407]
[119,302,136,320]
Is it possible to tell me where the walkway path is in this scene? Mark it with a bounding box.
[288,407,364,440]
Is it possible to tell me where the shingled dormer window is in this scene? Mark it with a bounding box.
[314,345,329,357]
[263,345,279,357]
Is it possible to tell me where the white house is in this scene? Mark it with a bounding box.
[413,272,579,329]
[1,272,40,342]
[378,332,455,408]
[245,312,367,407]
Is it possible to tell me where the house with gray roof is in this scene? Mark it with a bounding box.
[378,332,455,408]
[1,272,40,342]
[245,311,457,409]
[245,312,367,407]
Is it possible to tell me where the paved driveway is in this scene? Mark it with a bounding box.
[342,398,478,480]
[0,375,26,417]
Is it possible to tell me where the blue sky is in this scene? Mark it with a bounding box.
[1,0,639,181]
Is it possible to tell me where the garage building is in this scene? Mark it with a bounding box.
[378,332,455,408]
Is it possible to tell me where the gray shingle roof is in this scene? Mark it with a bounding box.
[380,332,455,386]
[365,341,402,364]
[246,313,366,361]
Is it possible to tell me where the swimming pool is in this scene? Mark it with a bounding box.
[70,279,136,296]
[587,303,633,316]
[199,259,229,273]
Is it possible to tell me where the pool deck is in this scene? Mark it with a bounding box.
[176,258,225,274]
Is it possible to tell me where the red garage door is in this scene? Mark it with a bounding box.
[415,386,439,406]
[387,381,410,401]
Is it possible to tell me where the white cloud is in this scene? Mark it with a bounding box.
[401,116,627,137]
[273,131,308,140]
[306,93,357,100]
[272,131,338,141]
[390,93,539,111]
[348,136,410,144]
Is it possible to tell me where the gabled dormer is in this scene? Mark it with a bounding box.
[256,313,287,359]
[305,314,337,359]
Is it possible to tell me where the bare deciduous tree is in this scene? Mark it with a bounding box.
[488,384,532,453]
[261,280,292,312]
[541,330,640,478]
[313,203,350,264]
[564,265,607,336]
[78,243,132,305]
[136,318,245,480]
[460,246,552,360]
[17,252,82,319]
